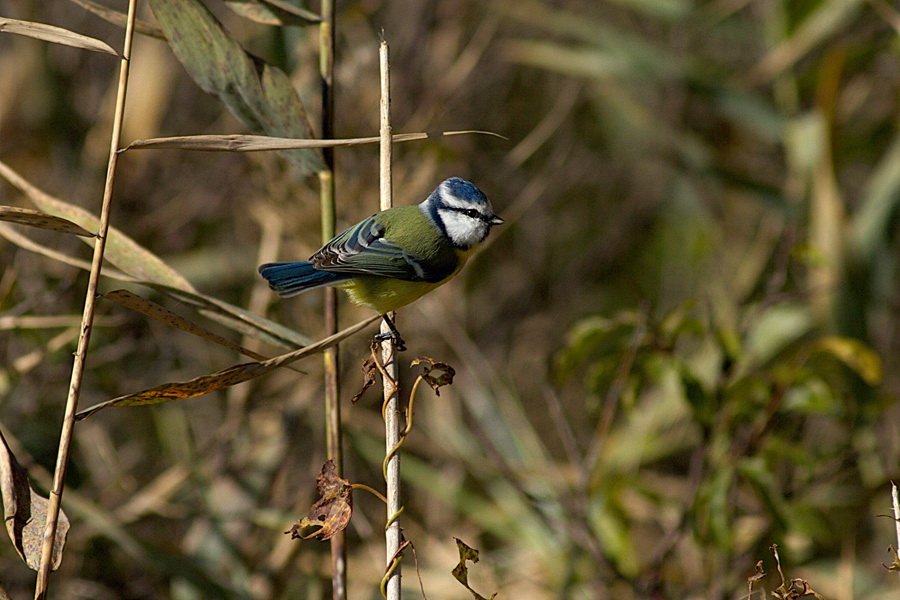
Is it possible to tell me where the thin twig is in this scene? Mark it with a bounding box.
[351,483,388,505]
[379,38,402,600]
[34,0,138,597]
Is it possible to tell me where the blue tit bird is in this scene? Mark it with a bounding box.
[259,177,503,350]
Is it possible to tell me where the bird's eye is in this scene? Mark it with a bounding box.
[463,209,480,218]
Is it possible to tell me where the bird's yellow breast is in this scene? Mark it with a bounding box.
[337,248,473,314]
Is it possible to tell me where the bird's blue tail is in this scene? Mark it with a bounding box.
[258,262,351,298]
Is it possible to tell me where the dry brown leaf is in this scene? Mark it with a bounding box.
[411,357,456,396]
[0,429,69,571]
[883,546,900,572]
[747,559,766,599]
[770,544,827,600]
[68,0,167,39]
[122,130,505,152]
[351,358,377,404]
[0,159,196,292]
[103,290,266,361]
[74,315,379,419]
[452,538,497,600]
[287,460,352,541]
[225,0,320,26]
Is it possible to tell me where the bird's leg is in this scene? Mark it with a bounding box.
[374,313,407,351]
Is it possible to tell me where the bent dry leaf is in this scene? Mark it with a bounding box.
[0,162,311,348]
[0,17,119,56]
[101,289,292,366]
[0,159,195,292]
[153,283,313,348]
[0,220,311,347]
[102,290,248,351]
[0,219,311,347]
[74,315,379,419]
[288,460,352,541]
[452,538,498,600]
[68,0,166,39]
[122,130,506,152]
[225,0,320,26]
[0,429,69,571]
[75,361,270,421]
[0,206,95,237]
[147,0,323,174]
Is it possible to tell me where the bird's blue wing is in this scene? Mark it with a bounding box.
[310,215,429,281]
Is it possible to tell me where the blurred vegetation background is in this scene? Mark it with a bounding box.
[1,0,899,598]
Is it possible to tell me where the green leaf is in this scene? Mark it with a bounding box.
[849,133,900,264]
[147,0,324,175]
[694,465,735,549]
[588,490,640,576]
[0,17,119,56]
[555,311,641,381]
[0,206,95,237]
[782,378,838,415]
[680,366,714,426]
[658,299,698,338]
[743,304,812,366]
[810,336,882,386]
[738,458,788,531]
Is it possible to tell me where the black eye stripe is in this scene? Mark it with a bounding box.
[446,206,488,221]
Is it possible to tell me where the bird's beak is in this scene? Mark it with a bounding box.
[489,215,504,225]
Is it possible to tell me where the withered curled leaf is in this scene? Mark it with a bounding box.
[288,460,352,541]
[351,358,377,404]
[411,357,455,396]
[451,537,497,600]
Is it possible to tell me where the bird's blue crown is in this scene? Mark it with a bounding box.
[442,177,489,203]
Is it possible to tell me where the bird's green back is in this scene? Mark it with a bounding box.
[373,205,460,281]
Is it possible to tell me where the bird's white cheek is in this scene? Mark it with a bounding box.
[440,212,487,248]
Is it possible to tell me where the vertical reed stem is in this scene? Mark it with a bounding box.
[34,1,138,598]
[319,2,345,599]
[893,482,900,586]
[379,38,402,600]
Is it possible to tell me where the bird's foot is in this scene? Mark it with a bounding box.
[375,313,407,351]
[373,330,407,352]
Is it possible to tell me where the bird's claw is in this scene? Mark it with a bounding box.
[374,330,407,352]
